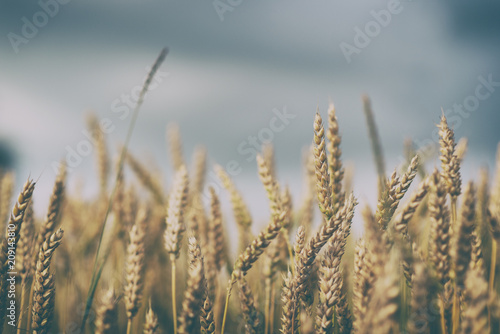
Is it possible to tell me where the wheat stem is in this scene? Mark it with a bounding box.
[220,280,233,334]
[489,239,497,296]
[172,258,178,334]
[127,319,133,334]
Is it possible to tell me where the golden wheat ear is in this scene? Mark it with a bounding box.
[0,178,35,329]
[32,228,64,334]
[124,209,147,331]
[178,237,206,334]
[143,299,159,334]
[95,288,119,334]
[362,95,386,195]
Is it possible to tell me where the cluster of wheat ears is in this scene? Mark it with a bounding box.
[1,52,500,334]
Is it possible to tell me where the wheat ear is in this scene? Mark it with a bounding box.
[280,270,299,334]
[29,166,66,282]
[0,171,14,225]
[178,237,206,334]
[143,300,159,334]
[87,113,110,197]
[393,176,429,240]
[190,145,207,197]
[31,228,64,334]
[0,178,35,329]
[362,95,386,194]
[200,284,216,334]
[125,208,147,333]
[221,155,285,334]
[313,112,333,218]
[215,164,253,252]
[95,288,118,334]
[326,103,345,212]
[164,165,189,334]
[376,155,419,230]
[407,261,436,334]
[126,151,165,204]
[452,181,476,332]
[16,200,35,334]
[359,251,400,334]
[460,267,490,334]
[294,194,356,305]
[438,114,462,201]
[167,122,186,172]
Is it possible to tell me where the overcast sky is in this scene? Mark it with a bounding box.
[1,0,499,233]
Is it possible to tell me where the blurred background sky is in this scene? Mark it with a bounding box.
[1,0,499,235]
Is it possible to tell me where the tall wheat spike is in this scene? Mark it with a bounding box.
[178,237,205,334]
[32,228,64,334]
[125,208,148,333]
[362,95,386,194]
[0,178,35,329]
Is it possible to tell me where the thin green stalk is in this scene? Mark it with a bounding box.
[80,48,168,332]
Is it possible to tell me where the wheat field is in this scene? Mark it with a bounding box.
[1,53,499,334]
